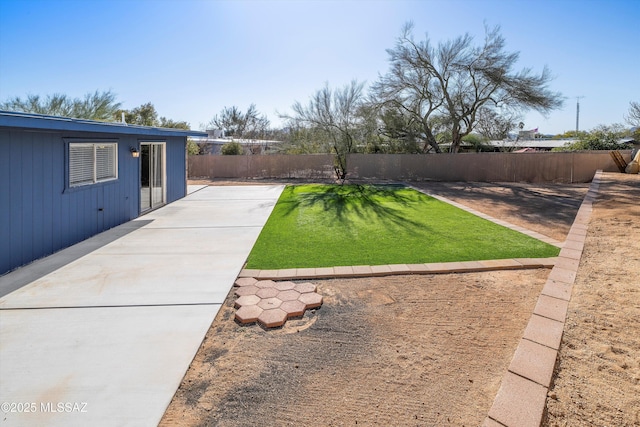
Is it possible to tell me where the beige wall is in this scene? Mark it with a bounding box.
[349,152,626,183]
[188,154,335,180]
[189,151,629,183]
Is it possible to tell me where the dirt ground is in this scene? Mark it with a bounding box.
[161,270,549,427]
[544,173,640,427]
[160,178,636,426]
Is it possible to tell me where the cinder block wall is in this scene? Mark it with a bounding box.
[188,151,629,183]
[348,151,626,183]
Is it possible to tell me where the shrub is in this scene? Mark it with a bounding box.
[462,133,492,152]
[221,141,243,155]
[187,138,201,155]
[555,124,627,151]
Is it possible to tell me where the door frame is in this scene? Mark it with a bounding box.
[139,141,166,213]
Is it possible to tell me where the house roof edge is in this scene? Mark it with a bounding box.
[0,110,207,138]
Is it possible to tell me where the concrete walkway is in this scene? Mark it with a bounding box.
[0,185,284,427]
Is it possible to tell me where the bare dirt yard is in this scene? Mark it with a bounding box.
[161,270,549,427]
[544,173,640,427]
[160,177,637,426]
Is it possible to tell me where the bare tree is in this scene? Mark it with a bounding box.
[273,124,328,154]
[475,107,521,141]
[282,80,365,181]
[373,23,563,153]
[625,101,640,127]
[209,104,270,139]
[376,107,430,153]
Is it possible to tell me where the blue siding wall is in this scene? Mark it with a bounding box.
[0,129,186,275]
[165,137,187,203]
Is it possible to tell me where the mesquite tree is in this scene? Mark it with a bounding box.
[373,23,563,153]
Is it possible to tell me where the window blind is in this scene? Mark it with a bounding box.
[69,143,117,187]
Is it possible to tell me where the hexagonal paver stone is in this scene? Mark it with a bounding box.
[257,297,282,310]
[235,305,263,324]
[281,300,306,318]
[298,292,323,309]
[277,289,301,302]
[233,277,323,328]
[258,308,288,328]
[235,285,259,297]
[294,282,316,294]
[235,294,261,308]
[235,277,258,287]
[255,280,277,289]
[256,287,279,299]
[274,281,296,291]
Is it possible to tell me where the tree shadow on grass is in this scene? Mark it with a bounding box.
[277,184,428,231]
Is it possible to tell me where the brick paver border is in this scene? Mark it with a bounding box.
[484,170,602,427]
[239,257,557,281]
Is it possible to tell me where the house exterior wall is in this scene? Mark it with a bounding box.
[164,136,187,203]
[0,127,187,275]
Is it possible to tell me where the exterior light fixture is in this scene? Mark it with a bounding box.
[130,147,140,158]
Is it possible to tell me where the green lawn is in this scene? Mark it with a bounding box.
[245,184,560,269]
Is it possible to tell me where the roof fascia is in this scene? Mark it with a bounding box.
[0,111,207,138]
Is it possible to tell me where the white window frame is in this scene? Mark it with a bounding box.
[68,142,118,187]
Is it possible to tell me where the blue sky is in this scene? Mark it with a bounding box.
[1,0,638,135]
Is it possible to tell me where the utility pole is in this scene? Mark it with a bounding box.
[576,96,585,134]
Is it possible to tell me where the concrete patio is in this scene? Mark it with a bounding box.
[0,185,284,427]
